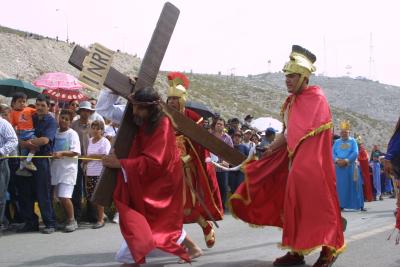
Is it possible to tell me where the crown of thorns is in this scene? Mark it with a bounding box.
[127,94,161,106]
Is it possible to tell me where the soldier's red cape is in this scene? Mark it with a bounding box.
[230,86,345,254]
[358,145,374,201]
[181,108,223,223]
[113,116,190,264]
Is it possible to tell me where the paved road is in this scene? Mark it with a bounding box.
[1,197,400,267]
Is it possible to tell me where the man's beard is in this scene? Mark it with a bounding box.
[133,116,144,126]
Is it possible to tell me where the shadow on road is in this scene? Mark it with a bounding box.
[192,260,313,267]
[146,241,278,265]
[204,241,278,257]
[357,209,394,215]
[9,252,118,267]
[6,241,318,267]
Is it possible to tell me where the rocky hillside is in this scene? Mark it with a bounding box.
[1,27,398,149]
[185,73,396,149]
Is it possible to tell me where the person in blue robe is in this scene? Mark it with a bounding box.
[333,123,362,210]
[355,162,365,209]
[371,151,382,201]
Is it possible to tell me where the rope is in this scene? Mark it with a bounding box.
[0,155,102,161]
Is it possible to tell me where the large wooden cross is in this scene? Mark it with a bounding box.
[69,2,246,206]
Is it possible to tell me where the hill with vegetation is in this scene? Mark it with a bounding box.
[0,27,398,149]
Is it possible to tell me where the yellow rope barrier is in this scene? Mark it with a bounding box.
[0,155,102,161]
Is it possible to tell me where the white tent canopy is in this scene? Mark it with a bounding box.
[250,117,283,134]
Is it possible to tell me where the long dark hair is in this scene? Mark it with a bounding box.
[130,86,164,134]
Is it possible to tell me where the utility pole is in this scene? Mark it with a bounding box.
[369,32,374,80]
[56,9,69,43]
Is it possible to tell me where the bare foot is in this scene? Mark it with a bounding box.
[178,245,203,264]
[180,235,203,263]
[188,245,203,260]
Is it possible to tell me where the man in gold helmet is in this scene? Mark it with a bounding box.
[166,72,223,258]
[282,45,317,94]
[230,45,344,267]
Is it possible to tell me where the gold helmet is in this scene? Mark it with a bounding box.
[283,45,317,93]
[167,72,190,112]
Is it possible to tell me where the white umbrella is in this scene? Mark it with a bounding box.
[251,117,283,133]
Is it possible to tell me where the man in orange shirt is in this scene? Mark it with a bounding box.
[10,93,37,176]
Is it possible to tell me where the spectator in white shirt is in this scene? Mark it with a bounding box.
[0,111,18,229]
[51,109,81,232]
[96,88,125,123]
[84,120,111,229]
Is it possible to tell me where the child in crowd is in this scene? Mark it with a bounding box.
[10,93,37,176]
[85,120,111,229]
[51,109,81,232]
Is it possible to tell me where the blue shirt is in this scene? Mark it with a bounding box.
[333,137,358,163]
[33,113,57,155]
[385,132,400,161]
[234,143,249,157]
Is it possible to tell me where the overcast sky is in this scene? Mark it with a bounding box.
[2,0,400,86]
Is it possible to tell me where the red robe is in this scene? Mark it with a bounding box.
[397,197,400,230]
[178,109,223,223]
[358,145,374,202]
[230,86,345,255]
[113,116,190,264]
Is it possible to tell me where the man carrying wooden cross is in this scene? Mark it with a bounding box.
[97,72,224,258]
[68,4,245,264]
[102,86,190,264]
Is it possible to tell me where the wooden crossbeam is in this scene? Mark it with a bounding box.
[68,3,246,206]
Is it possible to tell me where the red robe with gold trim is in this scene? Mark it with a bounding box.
[358,145,374,201]
[179,108,223,223]
[230,85,345,254]
[113,116,190,264]
[358,145,374,202]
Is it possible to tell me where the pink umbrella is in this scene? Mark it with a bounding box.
[33,72,88,102]
[42,88,88,101]
[33,72,83,90]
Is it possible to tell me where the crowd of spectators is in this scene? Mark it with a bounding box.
[0,91,399,237]
[0,93,117,234]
